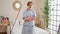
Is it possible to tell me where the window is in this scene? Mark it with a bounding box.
[48,0,60,34]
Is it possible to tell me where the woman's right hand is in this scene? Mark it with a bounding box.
[25,18,29,21]
[25,16,35,21]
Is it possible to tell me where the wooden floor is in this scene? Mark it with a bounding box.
[0,32,7,34]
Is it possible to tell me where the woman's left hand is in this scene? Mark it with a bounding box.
[28,16,35,21]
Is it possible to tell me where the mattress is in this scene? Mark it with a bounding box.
[8,20,49,34]
[10,25,49,34]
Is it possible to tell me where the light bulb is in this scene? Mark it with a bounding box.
[15,3,20,8]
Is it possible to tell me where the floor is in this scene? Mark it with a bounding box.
[0,32,7,34]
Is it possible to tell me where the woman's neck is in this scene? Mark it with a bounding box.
[27,8,32,11]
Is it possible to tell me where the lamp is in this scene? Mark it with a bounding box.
[12,0,22,11]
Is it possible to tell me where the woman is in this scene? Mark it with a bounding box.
[22,1,36,34]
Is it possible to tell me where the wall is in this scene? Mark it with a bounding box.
[0,0,45,27]
[32,0,46,28]
[0,0,32,25]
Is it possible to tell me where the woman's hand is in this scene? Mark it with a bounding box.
[27,16,35,21]
[25,17,29,21]
[24,16,35,21]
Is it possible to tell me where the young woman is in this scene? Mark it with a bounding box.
[22,1,36,34]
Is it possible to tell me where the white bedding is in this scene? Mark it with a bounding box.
[10,25,49,34]
[8,20,49,34]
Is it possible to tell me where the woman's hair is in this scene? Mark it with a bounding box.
[27,1,32,6]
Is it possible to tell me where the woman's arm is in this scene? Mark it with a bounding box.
[24,17,29,21]
[31,16,35,20]
[23,16,34,21]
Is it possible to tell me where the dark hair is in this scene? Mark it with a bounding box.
[27,1,32,6]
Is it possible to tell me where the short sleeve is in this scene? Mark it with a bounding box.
[33,10,37,17]
[23,11,27,19]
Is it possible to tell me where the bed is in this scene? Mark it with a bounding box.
[9,25,49,34]
[7,20,49,34]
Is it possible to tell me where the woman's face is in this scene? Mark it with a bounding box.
[27,3,33,9]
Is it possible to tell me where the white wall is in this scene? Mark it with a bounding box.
[0,0,45,26]
[0,0,32,25]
